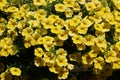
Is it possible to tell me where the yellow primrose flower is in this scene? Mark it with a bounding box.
[94,22,104,32]
[77,0,85,4]
[102,22,111,32]
[69,16,81,26]
[0,72,12,80]
[68,29,79,36]
[85,2,96,11]
[7,19,18,30]
[34,48,44,57]
[37,37,44,45]
[115,41,120,51]
[33,0,46,6]
[93,0,101,9]
[77,24,88,34]
[20,4,30,12]
[72,34,84,44]
[112,60,120,69]
[0,24,6,35]
[95,36,107,48]
[43,42,55,51]
[85,34,95,46]
[42,18,54,29]
[24,36,33,48]
[106,14,116,25]
[63,0,75,7]
[54,37,64,46]
[55,3,66,12]
[115,22,120,32]
[50,26,61,34]
[58,68,69,79]
[65,8,73,18]
[34,9,47,20]
[34,57,45,67]
[48,14,59,22]
[81,18,93,27]
[56,48,67,57]
[6,6,18,12]
[67,64,74,70]
[22,27,33,36]
[104,50,118,63]
[76,43,86,51]
[88,50,98,58]
[43,36,54,43]
[49,64,60,74]
[0,0,7,6]
[92,14,102,23]
[54,18,65,27]
[82,54,94,65]
[56,56,68,67]
[94,56,105,70]
[58,30,68,40]
[73,2,81,12]
[43,52,55,64]
[95,31,105,37]
[10,67,21,76]
[113,10,120,21]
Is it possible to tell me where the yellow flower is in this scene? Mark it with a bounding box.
[67,64,74,70]
[112,60,120,69]
[42,18,54,29]
[37,37,44,45]
[34,48,44,57]
[58,30,68,40]
[22,27,33,37]
[7,19,17,30]
[58,68,69,79]
[94,56,105,70]
[76,43,86,51]
[33,0,46,6]
[93,0,101,9]
[72,34,84,44]
[85,2,96,11]
[69,16,81,26]
[56,56,68,67]
[0,0,7,6]
[95,36,107,48]
[104,50,118,63]
[34,57,45,67]
[24,36,33,48]
[92,14,102,23]
[34,9,47,20]
[49,64,60,73]
[85,34,95,46]
[10,67,21,76]
[106,14,116,25]
[94,23,104,32]
[0,72,12,80]
[20,4,30,12]
[56,48,67,57]
[54,18,65,27]
[114,10,120,21]
[6,6,18,12]
[0,48,9,57]
[115,22,120,32]
[65,8,73,18]
[63,0,75,7]
[73,2,81,12]
[50,26,61,34]
[55,3,66,12]
[48,14,59,22]
[43,42,54,51]
[43,52,55,64]
[68,29,79,36]
[88,50,98,58]
[77,0,85,4]
[77,24,88,34]
[115,41,120,51]
[54,37,64,46]
[82,54,94,65]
